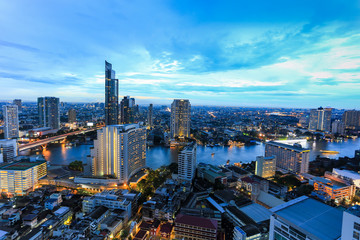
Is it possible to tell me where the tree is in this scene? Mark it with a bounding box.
[68,161,83,171]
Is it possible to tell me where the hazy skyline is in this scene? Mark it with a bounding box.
[0,0,359,108]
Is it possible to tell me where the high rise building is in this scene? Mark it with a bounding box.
[269,196,343,240]
[105,61,119,125]
[341,205,360,240]
[147,104,153,127]
[255,156,276,178]
[91,124,146,183]
[68,108,76,123]
[37,97,60,129]
[178,142,196,182]
[170,99,191,139]
[13,99,22,112]
[120,96,135,124]
[308,107,332,132]
[0,159,47,196]
[2,105,19,139]
[0,139,17,162]
[331,120,345,135]
[265,141,309,174]
[342,110,360,130]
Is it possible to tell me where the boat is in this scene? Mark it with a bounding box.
[211,153,215,157]
[320,150,339,154]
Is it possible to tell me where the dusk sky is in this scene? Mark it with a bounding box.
[0,0,359,108]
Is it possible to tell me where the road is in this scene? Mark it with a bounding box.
[18,128,97,152]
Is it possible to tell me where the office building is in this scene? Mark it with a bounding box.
[105,60,119,125]
[0,139,17,162]
[178,142,197,182]
[0,159,47,196]
[91,124,146,183]
[343,110,360,130]
[331,120,345,135]
[265,141,309,174]
[174,214,218,240]
[37,97,60,129]
[2,105,19,139]
[120,96,135,124]
[341,205,360,240]
[170,99,191,139]
[147,104,153,127]
[312,175,355,203]
[68,108,76,123]
[269,196,343,240]
[308,107,332,132]
[255,156,276,178]
[13,99,22,112]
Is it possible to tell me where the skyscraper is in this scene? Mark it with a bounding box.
[105,61,119,125]
[13,99,22,112]
[120,96,135,124]
[68,108,76,123]
[91,124,146,183]
[147,104,153,127]
[308,107,332,132]
[0,139,17,162]
[331,120,345,135]
[170,99,191,139]
[178,142,196,182]
[342,110,360,130]
[2,105,19,139]
[37,97,60,129]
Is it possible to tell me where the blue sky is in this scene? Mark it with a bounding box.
[0,0,359,108]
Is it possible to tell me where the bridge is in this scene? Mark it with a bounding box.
[19,128,98,152]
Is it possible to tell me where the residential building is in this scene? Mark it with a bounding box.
[265,141,310,174]
[105,60,119,125]
[174,214,218,240]
[341,205,360,240]
[120,96,135,124]
[331,168,360,188]
[0,139,17,162]
[68,108,76,123]
[170,99,191,139]
[2,105,19,139]
[37,97,60,129]
[147,104,153,127]
[178,142,197,182]
[269,196,343,240]
[82,190,134,218]
[343,110,360,129]
[308,107,332,132]
[255,156,276,178]
[0,159,47,196]
[13,99,21,112]
[91,124,146,183]
[331,120,345,135]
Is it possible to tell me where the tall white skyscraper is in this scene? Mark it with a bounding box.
[37,97,60,129]
[91,124,146,183]
[170,99,191,139]
[2,105,19,139]
[178,142,196,182]
[308,107,332,132]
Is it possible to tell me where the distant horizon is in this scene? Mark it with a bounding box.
[1,1,359,108]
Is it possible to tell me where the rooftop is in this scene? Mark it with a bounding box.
[271,196,343,240]
[0,160,46,171]
[346,205,360,217]
[175,214,218,230]
[239,203,272,223]
[266,141,309,152]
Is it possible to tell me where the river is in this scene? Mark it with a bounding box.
[20,138,360,170]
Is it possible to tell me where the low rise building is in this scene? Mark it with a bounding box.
[174,214,218,240]
[255,156,276,179]
[269,196,343,240]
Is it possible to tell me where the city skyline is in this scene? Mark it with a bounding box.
[0,1,359,108]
